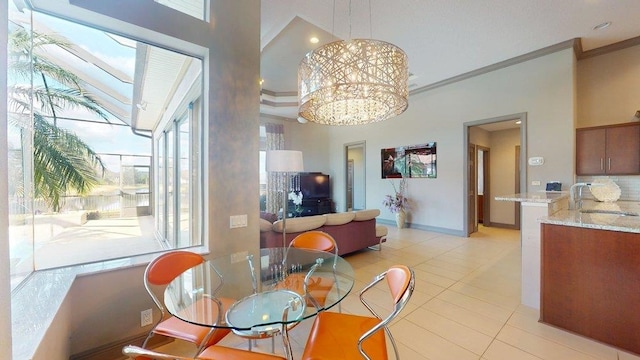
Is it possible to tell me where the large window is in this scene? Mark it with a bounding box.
[156,104,201,249]
[7,3,204,288]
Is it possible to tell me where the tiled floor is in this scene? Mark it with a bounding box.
[143,225,640,360]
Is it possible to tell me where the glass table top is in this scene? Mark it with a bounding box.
[163,247,355,330]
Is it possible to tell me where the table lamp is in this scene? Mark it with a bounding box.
[266,150,304,247]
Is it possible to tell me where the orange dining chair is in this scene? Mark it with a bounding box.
[142,251,233,356]
[301,264,415,360]
[122,344,286,360]
[278,231,340,311]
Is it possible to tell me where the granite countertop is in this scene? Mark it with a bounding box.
[495,191,570,204]
[541,200,640,234]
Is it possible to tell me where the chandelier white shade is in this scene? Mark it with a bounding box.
[298,38,409,126]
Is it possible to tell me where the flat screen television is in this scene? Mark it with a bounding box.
[299,173,330,199]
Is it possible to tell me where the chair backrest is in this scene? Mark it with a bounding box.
[386,265,413,305]
[144,251,205,319]
[290,230,337,253]
[358,264,415,359]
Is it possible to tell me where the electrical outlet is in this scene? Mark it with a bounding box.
[141,309,153,327]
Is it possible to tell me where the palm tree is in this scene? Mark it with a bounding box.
[8,27,107,212]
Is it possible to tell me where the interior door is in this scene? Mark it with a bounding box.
[345,142,366,211]
[347,160,354,211]
[467,143,477,235]
[480,147,490,227]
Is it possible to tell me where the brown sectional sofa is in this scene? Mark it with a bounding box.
[259,209,385,255]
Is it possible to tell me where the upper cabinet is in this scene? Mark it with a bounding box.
[576,122,640,175]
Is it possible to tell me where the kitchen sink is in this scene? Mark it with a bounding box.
[579,209,639,216]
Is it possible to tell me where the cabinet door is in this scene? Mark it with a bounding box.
[605,123,640,174]
[576,128,606,175]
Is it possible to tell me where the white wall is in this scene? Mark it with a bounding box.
[316,49,576,233]
[578,44,640,128]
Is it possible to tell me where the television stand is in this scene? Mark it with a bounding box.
[287,198,332,217]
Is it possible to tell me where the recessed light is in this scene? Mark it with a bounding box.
[310,37,319,44]
[515,120,522,125]
[593,21,611,31]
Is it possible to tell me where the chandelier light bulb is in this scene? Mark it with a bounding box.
[298,38,409,126]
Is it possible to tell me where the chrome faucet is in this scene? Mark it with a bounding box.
[569,182,590,210]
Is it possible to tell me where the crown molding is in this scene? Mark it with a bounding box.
[410,39,579,96]
[577,35,640,60]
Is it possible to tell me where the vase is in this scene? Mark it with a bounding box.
[395,209,406,228]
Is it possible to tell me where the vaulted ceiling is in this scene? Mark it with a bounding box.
[260,0,640,119]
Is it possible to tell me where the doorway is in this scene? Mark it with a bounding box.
[464,113,527,236]
[477,146,490,226]
[345,141,366,211]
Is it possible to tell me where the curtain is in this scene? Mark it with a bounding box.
[265,123,284,214]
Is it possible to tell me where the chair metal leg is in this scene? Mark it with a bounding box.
[368,235,385,251]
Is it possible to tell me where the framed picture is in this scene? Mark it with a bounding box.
[381,147,404,178]
[381,142,436,178]
[405,142,437,178]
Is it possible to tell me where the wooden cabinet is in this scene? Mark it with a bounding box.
[576,122,640,175]
[541,224,640,355]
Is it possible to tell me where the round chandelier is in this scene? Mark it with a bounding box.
[298,38,409,126]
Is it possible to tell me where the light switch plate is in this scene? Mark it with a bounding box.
[528,157,544,166]
[229,214,248,228]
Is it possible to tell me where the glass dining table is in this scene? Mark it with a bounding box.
[163,247,355,358]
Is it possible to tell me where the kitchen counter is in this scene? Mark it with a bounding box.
[540,221,640,355]
[494,191,569,204]
[540,200,640,234]
[495,192,570,309]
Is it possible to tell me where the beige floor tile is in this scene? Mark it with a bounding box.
[391,319,481,360]
[423,298,505,337]
[405,307,493,355]
[413,267,457,288]
[620,351,640,360]
[507,312,618,360]
[436,289,513,323]
[448,282,520,310]
[497,325,605,360]
[483,340,543,360]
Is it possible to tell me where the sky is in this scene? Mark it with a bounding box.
[8,3,159,172]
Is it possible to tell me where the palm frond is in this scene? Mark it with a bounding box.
[32,86,110,121]
[9,27,116,212]
[32,115,106,211]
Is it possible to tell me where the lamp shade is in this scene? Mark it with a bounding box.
[266,150,304,173]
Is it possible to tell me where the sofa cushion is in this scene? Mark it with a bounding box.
[260,211,278,223]
[323,212,355,226]
[272,215,326,233]
[376,225,388,237]
[259,218,273,232]
[353,209,381,221]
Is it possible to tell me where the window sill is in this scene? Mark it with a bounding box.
[10,249,208,359]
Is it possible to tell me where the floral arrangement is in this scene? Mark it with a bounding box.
[382,177,408,213]
[288,191,304,216]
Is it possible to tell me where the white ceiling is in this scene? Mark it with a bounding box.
[260,0,640,119]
